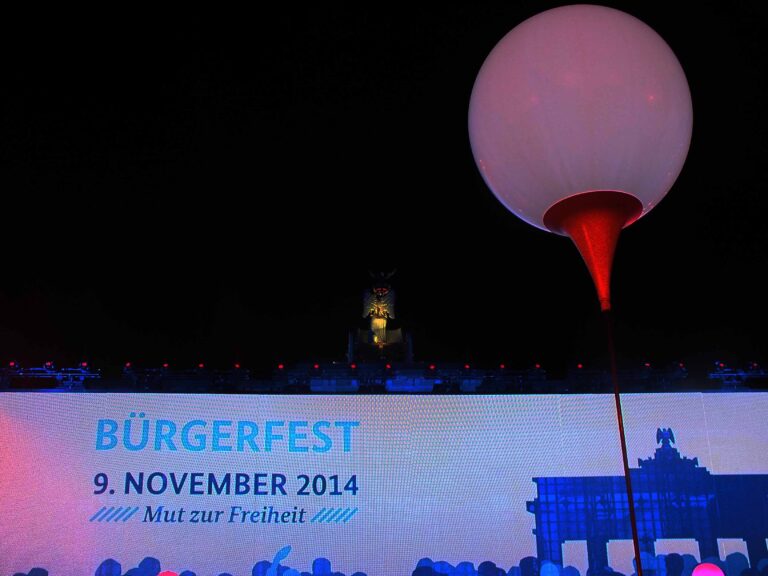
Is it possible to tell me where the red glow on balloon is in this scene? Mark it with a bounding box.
[278,363,284,370]
[464,364,470,370]
[158,572,179,576]
[429,364,436,370]
[81,362,88,368]
[535,363,541,369]
[543,191,643,311]
[163,363,169,369]
[313,363,320,370]
[350,363,357,369]
[499,363,506,369]
[385,363,392,369]
[198,363,205,369]
[9,361,15,367]
[577,363,584,369]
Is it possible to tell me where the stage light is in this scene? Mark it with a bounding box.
[198,363,205,369]
[313,363,320,370]
[385,363,392,370]
[162,363,169,369]
[535,363,541,369]
[350,363,357,369]
[234,363,241,369]
[125,362,132,369]
[8,361,15,368]
[81,362,88,368]
[577,363,584,370]
[278,363,285,370]
[499,363,506,369]
[464,364,470,370]
[428,364,436,371]
[644,362,651,368]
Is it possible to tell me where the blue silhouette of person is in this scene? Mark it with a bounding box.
[139,557,162,576]
[313,558,332,576]
[27,570,48,576]
[253,561,272,576]
[179,571,197,576]
[521,558,540,576]
[479,561,500,576]
[95,559,122,576]
[726,554,749,576]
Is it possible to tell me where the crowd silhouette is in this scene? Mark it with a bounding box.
[9,552,768,576]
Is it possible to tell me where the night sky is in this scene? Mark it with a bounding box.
[2,3,766,376]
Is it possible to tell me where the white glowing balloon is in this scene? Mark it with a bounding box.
[468,4,693,232]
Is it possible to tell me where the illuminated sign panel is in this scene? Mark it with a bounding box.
[1,393,766,575]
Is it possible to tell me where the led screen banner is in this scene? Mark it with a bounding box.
[1,393,767,576]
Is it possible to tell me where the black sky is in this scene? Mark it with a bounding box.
[1,3,766,375]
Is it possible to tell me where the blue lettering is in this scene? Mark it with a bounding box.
[289,421,309,452]
[265,421,284,452]
[96,419,118,450]
[154,420,177,451]
[312,421,332,453]
[335,421,359,452]
[212,420,233,452]
[181,420,207,451]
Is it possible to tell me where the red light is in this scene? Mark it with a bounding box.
[499,363,505,369]
[644,362,651,368]
[162,363,169,369]
[45,361,52,368]
[577,363,583,369]
[234,363,241,369]
[125,362,132,368]
[535,363,541,369]
[464,364,470,370]
[313,363,320,370]
[81,362,88,368]
[428,364,436,370]
[679,362,685,369]
[278,363,284,370]
[385,363,392,369]
[198,363,205,369]
[350,363,357,369]
[9,361,15,367]
[719,362,725,369]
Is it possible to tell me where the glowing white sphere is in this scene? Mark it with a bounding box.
[468,4,693,231]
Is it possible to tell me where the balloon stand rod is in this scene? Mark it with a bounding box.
[604,310,644,576]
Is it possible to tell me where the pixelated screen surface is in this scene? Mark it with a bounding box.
[0,393,766,576]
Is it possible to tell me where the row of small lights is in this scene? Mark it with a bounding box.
[4,361,703,370]
[286,362,546,371]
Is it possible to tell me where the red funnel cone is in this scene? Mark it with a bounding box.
[543,191,643,311]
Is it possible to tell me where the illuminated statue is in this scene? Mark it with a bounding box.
[363,271,396,346]
[348,271,412,363]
